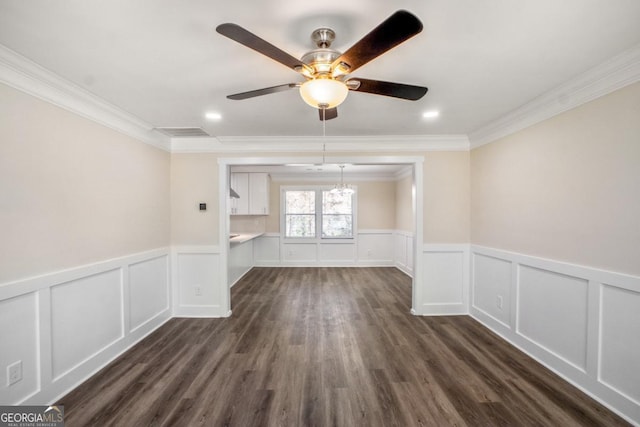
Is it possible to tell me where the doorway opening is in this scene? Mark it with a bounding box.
[218,156,424,315]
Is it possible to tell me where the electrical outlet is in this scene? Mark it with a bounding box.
[7,360,22,386]
[496,295,503,310]
[195,286,202,296]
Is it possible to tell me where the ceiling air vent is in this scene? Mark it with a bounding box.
[155,127,210,137]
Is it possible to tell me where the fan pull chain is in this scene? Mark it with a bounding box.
[322,106,326,164]
[322,107,326,137]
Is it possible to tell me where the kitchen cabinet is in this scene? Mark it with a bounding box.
[228,233,263,286]
[249,173,270,215]
[228,238,253,286]
[229,172,249,215]
[230,172,270,215]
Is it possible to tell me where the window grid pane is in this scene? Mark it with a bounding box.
[321,191,353,238]
[286,214,316,238]
[322,191,352,214]
[285,191,315,214]
[322,214,353,238]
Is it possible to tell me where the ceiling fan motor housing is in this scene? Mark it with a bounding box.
[311,28,335,48]
[302,28,343,77]
[301,48,341,75]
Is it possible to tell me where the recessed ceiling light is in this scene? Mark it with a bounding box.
[205,112,222,120]
[422,110,439,118]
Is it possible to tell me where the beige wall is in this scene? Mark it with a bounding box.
[170,153,219,245]
[395,174,414,232]
[354,180,396,229]
[471,82,640,276]
[265,178,281,232]
[0,83,170,283]
[423,151,470,243]
[230,216,267,234]
[169,151,471,244]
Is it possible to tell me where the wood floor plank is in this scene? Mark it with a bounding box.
[58,267,631,426]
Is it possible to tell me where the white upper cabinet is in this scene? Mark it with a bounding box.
[230,172,270,215]
[230,172,249,215]
[249,173,270,215]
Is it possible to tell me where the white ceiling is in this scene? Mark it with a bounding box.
[1,0,640,139]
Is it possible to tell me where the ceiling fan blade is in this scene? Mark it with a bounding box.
[217,23,309,73]
[348,78,427,100]
[331,10,423,74]
[319,107,338,121]
[227,83,298,100]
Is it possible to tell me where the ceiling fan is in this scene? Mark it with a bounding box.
[216,10,428,121]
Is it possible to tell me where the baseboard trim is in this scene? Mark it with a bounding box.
[417,302,467,316]
[173,305,231,318]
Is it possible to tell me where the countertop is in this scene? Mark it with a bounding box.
[229,232,264,247]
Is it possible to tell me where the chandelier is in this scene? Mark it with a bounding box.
[331,165,354,195]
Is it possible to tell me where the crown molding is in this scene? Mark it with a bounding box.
[0,44,170,151]
[269,165,413,183]
[468,43,640,149]
[271,173,397,182]
[4,37,637,155]
[171,134,470,153]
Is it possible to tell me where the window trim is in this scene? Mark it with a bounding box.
[280,185,357,242]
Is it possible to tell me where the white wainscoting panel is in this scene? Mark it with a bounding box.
[357,231,394,265]
[256,230,402,267]
[128,256,169,333]
[518,265,589,371]
[0,248,171,406]
[472,253,512,327]
[599,284,640,407]
[50,269,123,379]
[394,233,407,270]
[282,243,318,264]
[319,243,356,264]
[174,247,227,317]
[0,293,39,404]
[394,231,414,276]
[470,245,640,425]
[406,237,414,272]
[418,244,469,315]
[254,234,280,265]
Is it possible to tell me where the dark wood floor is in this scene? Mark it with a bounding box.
[59,267,629,426]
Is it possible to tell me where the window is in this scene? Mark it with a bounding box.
[284,190,315,238]
[283,187,355,239]
[322,190,353,238]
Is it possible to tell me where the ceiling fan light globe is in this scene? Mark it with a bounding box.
[300,79,348,109]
